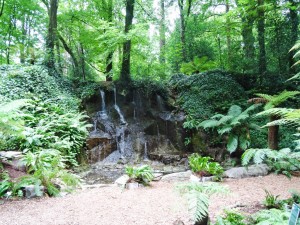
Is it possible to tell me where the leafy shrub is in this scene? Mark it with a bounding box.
[242,148,300,177]
[215,210,247,225]
[188,153,224,179]
[0,171,13,198]
[263,190,281,209]
[125,165,154,185]
[180,56,217,75]
[253,208,290,225]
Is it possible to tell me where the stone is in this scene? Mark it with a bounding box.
[114,175,130,187]
[24,185,44,198]
[161,170,192,182]
[152,172,163,181]
[224,164,270,179]
[0,151,22,159]
[190,174,215,182]
[125,182,140,190]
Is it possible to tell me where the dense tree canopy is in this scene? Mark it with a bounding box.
[0,0,298,81]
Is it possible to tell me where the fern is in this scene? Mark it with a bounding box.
[199,104,259,153]
[256,91,300,110]
[177,182,228,223]
[187,190,209,222]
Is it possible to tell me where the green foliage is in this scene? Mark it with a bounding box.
[10,99,92,166]
[290,190,300,204]
[0,99,28,136]
[0,171,13,198]
[253,208,290,225]
[215,211,246,225]
[22,149,80,196]
[0,65,80,111]
[180,56,217,75]
[170,71,245,121]
[256,91,300,110]
[177,182,228,223]
[263,190,281,209]
[242,148,300,177]
[188,153,224,178]
[125,165,154,185]
[199,104,259,153]
[12,176,43,197]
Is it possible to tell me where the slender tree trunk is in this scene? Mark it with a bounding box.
[226,1,232,70]
[257,0,267,78]
[79,42,86,80]
[105,0,113,81]
[288,0,299,74]
[268,115,279,150]
[178,0,186,62]
[6,6,16,65]
[45,0,58,69]
[159,0,166,63]
[20,17,27,64]
[58,33,80,76]
[120,0,135,82]
[0,0,4,17]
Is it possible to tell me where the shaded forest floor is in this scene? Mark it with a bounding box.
[0,174,299,225]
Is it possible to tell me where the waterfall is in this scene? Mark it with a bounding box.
[113,87,127,125]
[144,142,149,160]
[99,90,108,119]
[156,95,166,112]
[93,118,97,132]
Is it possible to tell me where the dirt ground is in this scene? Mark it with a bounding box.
[0,174,299,225]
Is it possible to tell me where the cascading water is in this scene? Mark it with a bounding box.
[144,142,149,160]
[99,90,108,120]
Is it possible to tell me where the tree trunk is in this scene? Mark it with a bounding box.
[226,1,232,70]
[159,0,166,63]
[20,17,27,64]
[120,0,135,83]
[105,0,113,81]
[288,0,299,74]
[268,115,279,150]
[257,0,267,78]
[178,0,186,62]
[45,0,58,69]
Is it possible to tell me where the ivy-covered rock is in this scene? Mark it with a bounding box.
[0,65,79,111]
[169,70,246,120]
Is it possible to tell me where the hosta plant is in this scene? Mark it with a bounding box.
[188,153,224,179]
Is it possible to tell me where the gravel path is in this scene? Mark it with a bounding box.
[0,174,299,225]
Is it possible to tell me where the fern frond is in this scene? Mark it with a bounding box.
[256,108,293,117]
[242,148,271,165]
[228,105,242,117]
[255,93,273,102]
[187,190,209,223]
[199,119,220,129]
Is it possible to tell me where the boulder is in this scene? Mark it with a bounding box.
[24,185,44,198]
[224,164,270,179]
[161,170,192,182]
[190,174,215,182]
[0,151,22,159]
[114,175,130,187]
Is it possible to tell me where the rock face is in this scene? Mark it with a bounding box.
[114,175,130,187]
[85,87,188,165]
[224,164,270,179]
[0,151,26,172]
